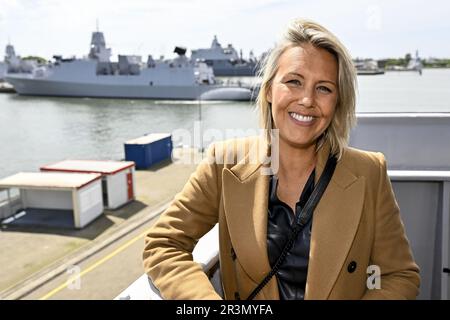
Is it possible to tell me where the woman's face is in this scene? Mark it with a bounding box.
[268,44,338,150]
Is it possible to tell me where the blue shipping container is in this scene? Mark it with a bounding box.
[124,133,173,169]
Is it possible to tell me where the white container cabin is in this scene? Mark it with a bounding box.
[40,160,135,210]
[0,172,103,229]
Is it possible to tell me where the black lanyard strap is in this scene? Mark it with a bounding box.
[245,153,337,300]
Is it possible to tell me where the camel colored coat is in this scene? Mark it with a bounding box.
[143,136,420,300]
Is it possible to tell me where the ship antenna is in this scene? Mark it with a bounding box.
[96,19,99,32]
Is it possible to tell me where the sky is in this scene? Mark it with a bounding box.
[0,0,449,61]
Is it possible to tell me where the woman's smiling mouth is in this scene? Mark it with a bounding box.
[288,112,316,125]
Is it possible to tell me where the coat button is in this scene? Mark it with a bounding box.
[347,261,357,273]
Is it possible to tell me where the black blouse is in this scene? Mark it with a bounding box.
[267,169,316,300]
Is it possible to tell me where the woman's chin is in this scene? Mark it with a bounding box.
[280,136,317,150]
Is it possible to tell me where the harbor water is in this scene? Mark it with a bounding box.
[1,69,450,180]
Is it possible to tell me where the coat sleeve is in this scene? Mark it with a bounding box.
[142,144,222,300]
[362,153,420,299]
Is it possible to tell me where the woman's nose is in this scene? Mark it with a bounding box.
[300,96,313,107]
[297,85,314,108]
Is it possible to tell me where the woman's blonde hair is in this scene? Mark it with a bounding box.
[257,18,357,159]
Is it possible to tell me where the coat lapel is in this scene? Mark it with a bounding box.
[222,164,272,285]
[305,144,366,299]
[221,137,280,299]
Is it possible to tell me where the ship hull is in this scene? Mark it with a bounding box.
[213,66,256,76]
[209,61,257,77]
[5,77,252,101]
[356,70,385,75]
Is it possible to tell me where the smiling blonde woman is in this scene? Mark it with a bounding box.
[143,18,420,300]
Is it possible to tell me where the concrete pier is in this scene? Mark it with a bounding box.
[0,148,201,299]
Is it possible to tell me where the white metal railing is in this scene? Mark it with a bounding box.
[115,224,221,300]
[350,113,450,170]
[389,170,450,300]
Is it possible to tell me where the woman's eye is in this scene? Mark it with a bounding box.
[317,86,332,93]
[286,79,301,85]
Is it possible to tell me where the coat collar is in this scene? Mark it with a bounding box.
[222,138,365,299]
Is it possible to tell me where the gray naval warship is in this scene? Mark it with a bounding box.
[0,61,6,82]
[0,45,12,81]
[190,36,258,76]
[1,44,37,81]
[5,31,252,101]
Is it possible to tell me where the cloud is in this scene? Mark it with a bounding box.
[1,0,449,60]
